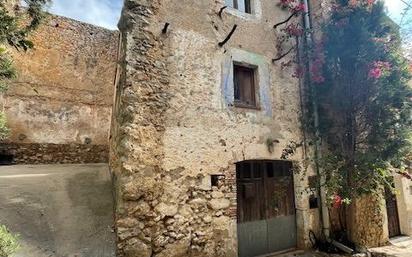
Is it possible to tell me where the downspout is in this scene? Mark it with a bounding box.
[301,0,331,240]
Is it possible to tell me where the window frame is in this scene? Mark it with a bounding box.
[226,0,253,15]
[221,49,271,115]
[233,63,258,109]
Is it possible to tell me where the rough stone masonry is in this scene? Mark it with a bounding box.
[0,13,119,164]
[110,0,323,256]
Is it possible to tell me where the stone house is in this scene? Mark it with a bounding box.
[109,0,323,256]
[109,0,412,256]
[0,0,409,256]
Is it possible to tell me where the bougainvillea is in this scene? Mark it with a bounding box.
[312,0,412,204]
[278,0,305,12]
[284,23,304,37]
[368,61,391,79]
[275,0,412,239]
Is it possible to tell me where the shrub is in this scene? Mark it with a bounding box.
[0,225,19,257]
[0,112,10,141]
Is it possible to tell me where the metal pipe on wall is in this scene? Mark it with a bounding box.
[301,0,331,239]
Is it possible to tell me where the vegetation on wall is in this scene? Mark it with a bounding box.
[0,0,50,139]
[276,0,412,240]
[314,0,412,204]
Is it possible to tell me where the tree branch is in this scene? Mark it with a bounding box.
[272,46,295,62]
[218,25,237,47]
[162,23,170,34]
[218,6,227,18]
[274,12,297,29]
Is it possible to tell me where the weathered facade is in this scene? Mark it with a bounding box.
[0,14,118,164]
[0,0,407,255]
[110,1,322,256]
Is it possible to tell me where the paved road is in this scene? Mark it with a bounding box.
[370,236,412,257]
[0,164,116,257]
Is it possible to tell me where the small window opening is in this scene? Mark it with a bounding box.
[225,0,253,14]
[309,195,319,209]
[211,175,219,187]
[234,64,257,108]
[233,0,238,9]
[211,174,225,187]
[245,0,252,14]
[308,176,319,209]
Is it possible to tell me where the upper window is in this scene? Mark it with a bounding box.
[234,64,257,108]
[225,0,252,14]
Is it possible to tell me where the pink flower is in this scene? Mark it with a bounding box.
[284,23,304,37]
[279,0,294,8]
[349,0,358,7]
[293,65,305,78]
[312,74,325,83]
[368,67,382,79]
[367,0,375,6]
[375,61,391,70]
[333,195,342,208]
[279,0,305,13]
[292,3,306,12]
[368,61,391,80]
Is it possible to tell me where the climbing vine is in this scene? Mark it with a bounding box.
[314,0,412,202]
[276,0,412,208]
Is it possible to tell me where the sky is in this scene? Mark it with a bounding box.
[47,0,123,30]
[385,0,410,25]
[45,0,406,31]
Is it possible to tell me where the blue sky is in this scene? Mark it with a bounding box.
[385,0,411,25]
[47,0,123,30]
[46,0,407,30]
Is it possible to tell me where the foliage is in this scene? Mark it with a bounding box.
[0,0,50,140]
[0,111,9,140]
[275,0,412,208]
[314,0,412,202]
[0,225,19,257]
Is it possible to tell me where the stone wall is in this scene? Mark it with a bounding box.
[0,143,108,164]
[393,173,412,236]
[110,0,321,256]
[348,195,389,248]
[0,14,118,164]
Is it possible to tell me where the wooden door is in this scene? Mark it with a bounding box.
[385,189,401,238]
[237,161,296,257]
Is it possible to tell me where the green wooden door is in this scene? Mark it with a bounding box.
[237,161,296,257]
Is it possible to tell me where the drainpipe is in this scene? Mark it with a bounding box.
[301,0,330,240]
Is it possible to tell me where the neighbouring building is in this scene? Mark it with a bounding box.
[0,13,119,164]
[389,70,412,239]
[110,1,323,256]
